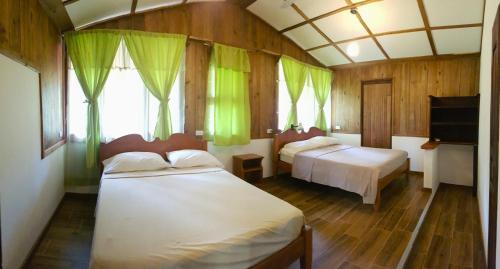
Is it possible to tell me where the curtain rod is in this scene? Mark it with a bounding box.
[62,31,326,68]
[186,36,281,57]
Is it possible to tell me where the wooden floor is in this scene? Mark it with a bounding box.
[405,184,486,269]
[256,174,430,269]
[25,194,97,269]
[25,174,433,269]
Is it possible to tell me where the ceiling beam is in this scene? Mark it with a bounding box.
[291,4,355,64]
[62,0,79,6]
[431,23,483,30]
[309,23,484,51]
[39,0,75,31]
[307,23,483,51]
[131,0,138,15]
[280,0,382,34]
[416,0,437,56]
[329,53,480,70]
[344,0,390,59]
[238,0,258,8]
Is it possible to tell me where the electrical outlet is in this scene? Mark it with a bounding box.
[195,130,204,136]
[335,125,341,130]
[266,129,273,134]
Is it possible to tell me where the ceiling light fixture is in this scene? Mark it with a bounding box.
[350,8,358,14]
[346,42,360,57]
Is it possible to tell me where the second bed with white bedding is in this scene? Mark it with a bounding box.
[90,167,304,269]
[281,144,408,204]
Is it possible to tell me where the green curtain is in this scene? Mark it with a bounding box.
[281,55,308,130]
[65,30,121,168]
[310,67,332,131]
[123,31,187,139]
[204,43,251,146]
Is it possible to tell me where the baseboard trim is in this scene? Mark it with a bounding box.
[409,171,423,176]
[21,193,66,268]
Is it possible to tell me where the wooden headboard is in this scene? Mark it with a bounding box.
[272,127,326,164]
[99,133,207,164]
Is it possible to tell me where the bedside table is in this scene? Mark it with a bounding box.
[233,154,264,181]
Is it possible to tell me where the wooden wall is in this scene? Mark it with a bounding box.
[91,2,321,139]
[0,0,64,151]
[332,55,481,137]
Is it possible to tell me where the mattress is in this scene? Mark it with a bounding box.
[290,145,408,204]
[90,167,304,269]
[279,149,294,164]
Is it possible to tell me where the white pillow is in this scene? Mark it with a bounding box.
[281,136,340,156]
[167,150,223,168]
[308,136,340,147]
[103,152,171,174]
[281,140,324,156]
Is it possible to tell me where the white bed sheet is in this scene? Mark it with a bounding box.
[279,149,294,164]
[90,167,304,269]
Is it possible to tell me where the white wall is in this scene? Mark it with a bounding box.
[0,53,65,269]
[208,139,273,177]
[330,133,362,147]
[392,136,428,172]
[478,0,500,263]
[438,144,474,186]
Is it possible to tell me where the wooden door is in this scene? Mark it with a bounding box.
[361,80,392,148]
[489,5,500,269]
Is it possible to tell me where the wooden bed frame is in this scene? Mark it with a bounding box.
[99,133,312,269]
[272,127,410,211]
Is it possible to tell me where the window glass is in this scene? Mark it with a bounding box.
[67,40,184,142]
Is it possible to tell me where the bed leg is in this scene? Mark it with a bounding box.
[405,158,410,182]
[374,191,381,211]
[273,162,278,179]
[300,225,312,269]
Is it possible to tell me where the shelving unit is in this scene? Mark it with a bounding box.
[429,95,480,144]
[427,95,480,195]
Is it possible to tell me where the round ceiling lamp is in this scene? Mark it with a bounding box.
[346,42,360,57]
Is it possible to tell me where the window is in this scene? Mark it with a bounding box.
[277,62,331,131]
[67,41,184,142]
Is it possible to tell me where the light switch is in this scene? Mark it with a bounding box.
[195,130,204,136]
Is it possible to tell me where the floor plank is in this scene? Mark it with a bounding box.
[405,184,486,269]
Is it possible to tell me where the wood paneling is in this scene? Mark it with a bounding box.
[0,0,64,154]
[332,55,480,137]
[248,52,279,139]
[91,2,320,138]
[184,41,210,136]
[362,80,392,148]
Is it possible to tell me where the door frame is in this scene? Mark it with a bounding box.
[489,5,500,269]
[360,78,394,149]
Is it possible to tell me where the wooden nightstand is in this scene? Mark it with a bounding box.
[233,154,263,181]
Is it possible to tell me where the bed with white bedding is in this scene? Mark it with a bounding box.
[92,133,312,269]
[272,128,409,210]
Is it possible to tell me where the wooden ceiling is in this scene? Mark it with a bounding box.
[56,0,229,29]
[42,0,484,68]
[247,0,485,67]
